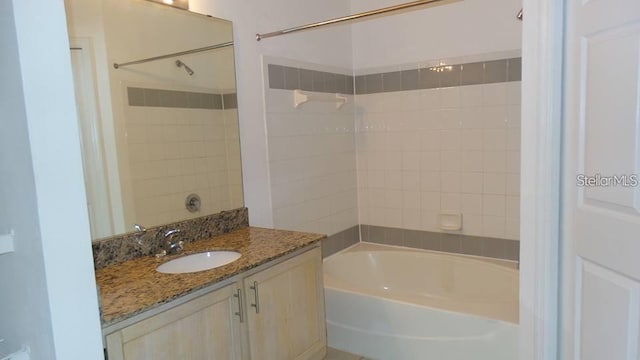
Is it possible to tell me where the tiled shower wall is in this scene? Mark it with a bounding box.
[355,54,521,241]
[265,60,359,237]
[125,87,243,228]
[264,53,521,259]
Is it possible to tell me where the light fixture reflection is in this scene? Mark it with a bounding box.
[429,65,453,73]
[149,0,189,10]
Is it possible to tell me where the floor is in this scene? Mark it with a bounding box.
[324,347,368,360]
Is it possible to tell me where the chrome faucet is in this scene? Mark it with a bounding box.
[163,229,184,255]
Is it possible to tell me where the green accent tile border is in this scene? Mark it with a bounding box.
[127,87,237,110]
[360,224,519,261]
[354,57,522,94]
[267,64,355,94]
[266,57,521,96]
[320,225,360,258]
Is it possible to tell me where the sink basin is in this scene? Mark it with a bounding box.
[156,251,241,274]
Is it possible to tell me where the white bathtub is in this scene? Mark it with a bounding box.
[323,243,519,360]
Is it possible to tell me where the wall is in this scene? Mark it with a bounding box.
[190,0,521,252]
[124,88,242,228]
[0,0,103,358]
[348,0,522,248]
[264,59,358,236]
[349,0,523,69]
[355,55,521,242]
[189,0,354,227]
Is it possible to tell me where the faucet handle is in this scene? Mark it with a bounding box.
[163,229,184,255]
[164,229,181,238]
[133,223,147,245]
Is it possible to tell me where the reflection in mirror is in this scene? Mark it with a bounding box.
[65,0,243,240]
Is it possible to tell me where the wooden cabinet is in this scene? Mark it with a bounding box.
[105,246,325,360]
[105,284,244,360]
[243,247,326,360]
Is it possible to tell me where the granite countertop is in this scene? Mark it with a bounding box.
[95,227,325,326]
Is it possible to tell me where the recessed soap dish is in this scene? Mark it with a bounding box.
[438,213,462,231]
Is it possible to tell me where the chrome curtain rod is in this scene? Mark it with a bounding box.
[256,0,452,41]
[113,41,234,69]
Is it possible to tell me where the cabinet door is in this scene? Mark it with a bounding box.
[106,284,244,360]
[244,247,326,360]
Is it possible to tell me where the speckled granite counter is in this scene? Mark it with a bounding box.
[96,227,325,326]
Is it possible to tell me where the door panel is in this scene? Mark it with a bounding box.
[563,0,640,358]
[580,23,640,212]
[578,259,640,360]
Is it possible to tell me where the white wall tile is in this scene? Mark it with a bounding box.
[385,170,403,190]
[507,104,521,128]
[402,171,421,190]
[421,211,439,231]
[420,151,441,171]
[460,85,483,108]
[420,172,441,191]
[483,216,506,238]
[354,78,521,240]
[441,172,461,193]
[462,214,483,236]
[419,89,441,109]
[506,195,520,219]
[384,208,403,228]
[461,108,484,129]
[507,151,520,173]
[507,82,522,105]
[402,209,422,230]
[483,194,506,216]
[421,191,441,211]
[483,128,508,150]
[506,174,520,195]
[440,87,461,109]
[481,106,508,128]
[441,109,463,129]
[483,151,507,172]
[507,127,521,150]
[461,193,483,215]
[440,193,461,212]
[482,83,507,105]
[440,129,462,150]
[384,189,403,209]
[505,218,520,240]
[402,152,421,171]
[440,151,462,172]
[462,128,484,150]
[461,172,484,194]
[462,151,483,172]
[421,130,442,151]
[403,191,421,209]
[483,173,506,194]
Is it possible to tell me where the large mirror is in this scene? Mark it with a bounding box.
[64,0,243,240]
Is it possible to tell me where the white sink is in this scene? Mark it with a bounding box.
[156,251,241,274]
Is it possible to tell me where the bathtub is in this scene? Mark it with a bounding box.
[323,243,519,360]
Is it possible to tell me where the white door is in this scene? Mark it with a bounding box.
[562,0,640,359]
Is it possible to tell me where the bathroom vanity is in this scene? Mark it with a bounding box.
[97,227,327,360]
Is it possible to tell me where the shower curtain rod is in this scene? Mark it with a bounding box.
[113,41,234,69]
[256,0,454,41]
